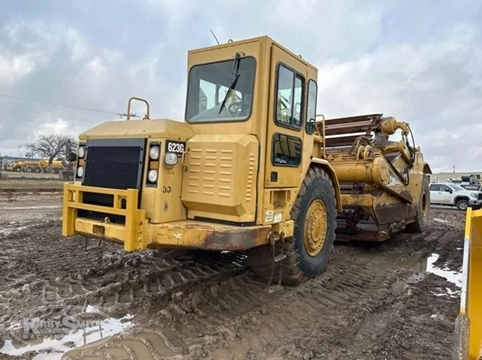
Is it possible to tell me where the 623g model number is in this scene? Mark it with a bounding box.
[165,140,185,157]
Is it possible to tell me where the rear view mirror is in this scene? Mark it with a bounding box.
[306,118,316,135]
[67,152,77,162]
[445,188,452,194]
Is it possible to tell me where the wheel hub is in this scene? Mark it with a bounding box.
[303,199,328,257]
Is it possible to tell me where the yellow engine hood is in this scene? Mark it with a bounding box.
[79,118,195,140]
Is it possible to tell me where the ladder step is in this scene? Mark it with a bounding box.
[273,254,287,263]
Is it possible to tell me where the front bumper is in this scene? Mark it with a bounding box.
[469,199,482,208]
[62,183,294,251]
[62,183,146,251]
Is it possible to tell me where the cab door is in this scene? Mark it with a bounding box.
[264,44,307,189]
[440,185,455,204]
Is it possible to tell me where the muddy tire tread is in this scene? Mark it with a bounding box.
[248,166,337,285]
[406,175,430,233]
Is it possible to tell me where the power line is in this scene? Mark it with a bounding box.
[0,93,139,118]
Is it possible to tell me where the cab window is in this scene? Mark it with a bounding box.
[305,80,318,134]
[185,57,256,123]
[429,184,440,191]
[275,64,304,129]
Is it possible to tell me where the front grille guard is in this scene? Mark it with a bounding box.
[62,183,145,251]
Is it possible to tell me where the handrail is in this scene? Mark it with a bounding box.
[316,113,326,158]
[126,97,150,121]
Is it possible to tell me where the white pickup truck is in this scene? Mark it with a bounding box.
[429,182,482,210]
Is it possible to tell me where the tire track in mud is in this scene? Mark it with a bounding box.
[1,209,465,359]
[348,272,460,360]
[62,244,401,359]
[63,220,464,360]
[0,221,249,337]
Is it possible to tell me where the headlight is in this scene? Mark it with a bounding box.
[148,169,158,183]
[77,166,84,178]
[78,146,85,158]
[164,152,178,166]
[471,193,477,198]
[149,146,160,160]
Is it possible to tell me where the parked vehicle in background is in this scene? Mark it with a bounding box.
[5,159,66,173]
[429,182,482,210]
[447,174,482,192]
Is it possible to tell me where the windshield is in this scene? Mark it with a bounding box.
[449,184,466,191]
[185,57,256,123]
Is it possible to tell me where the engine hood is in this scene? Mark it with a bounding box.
[78,118,195,141]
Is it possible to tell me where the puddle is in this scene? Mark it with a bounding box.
[400,252,462,297]
[0,305,134,359]
[426,253,462,288]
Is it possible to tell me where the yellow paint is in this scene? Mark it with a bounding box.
[141,139,188,224]
[464,208,482,359]
[63,35,431,258]
[320,114,429,238]
[303,199,327,256]
[62,183,293,251]
[71,35,343,231]
[62,183,146,251]
[78,117,195,141]
[330,157,389,183]
[309,158,342,213]
[73,214,294,251]
[181,133,259,223]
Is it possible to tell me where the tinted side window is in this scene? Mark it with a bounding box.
[272,133,302,167]
[305,80,318,134]
[275,64,304,129]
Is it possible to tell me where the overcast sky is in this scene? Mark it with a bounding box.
[0,0,480,173]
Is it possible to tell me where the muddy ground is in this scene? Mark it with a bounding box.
[0,192,466,359]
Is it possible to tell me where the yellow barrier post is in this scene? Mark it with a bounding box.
[455,208,482,360]
[62,183,76,236]
[467,208,482,359]
[124,189,138,252]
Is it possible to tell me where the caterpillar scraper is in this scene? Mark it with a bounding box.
[454,208,482,360]
[62,35,431,287]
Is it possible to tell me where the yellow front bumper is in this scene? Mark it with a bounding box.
[62,183,294,251]
[62,183,146,251]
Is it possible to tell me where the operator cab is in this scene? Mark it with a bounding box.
[180,36,319,226]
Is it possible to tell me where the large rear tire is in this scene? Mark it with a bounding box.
[406,175,430,233]
[248,167,337,285]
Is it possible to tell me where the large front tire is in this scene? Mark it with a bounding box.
[248,167,337,285]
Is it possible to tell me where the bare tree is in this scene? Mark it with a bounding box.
[25,134,77,173]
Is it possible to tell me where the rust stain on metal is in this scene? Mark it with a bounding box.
[205,227,271,251]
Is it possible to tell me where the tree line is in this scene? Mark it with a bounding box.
[24,134,77,167]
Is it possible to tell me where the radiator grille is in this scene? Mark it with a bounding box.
[83,146,141,190]
[79,140,145,223]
